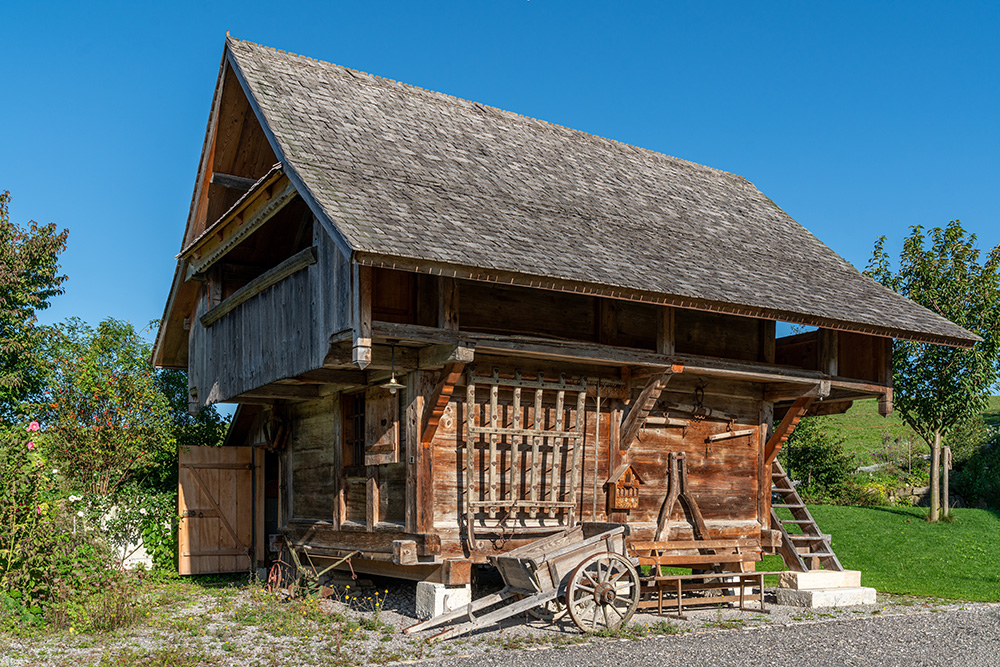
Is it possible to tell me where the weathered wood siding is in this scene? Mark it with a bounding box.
[189,223,350,406]
[287,396,339,521]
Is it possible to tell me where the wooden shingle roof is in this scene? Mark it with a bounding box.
[224,36,978,348]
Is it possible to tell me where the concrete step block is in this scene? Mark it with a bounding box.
[779,569,862,590]
[775,586,877,608]
[415,581,472,620]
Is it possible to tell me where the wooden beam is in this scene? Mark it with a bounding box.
[353,264,373,369]
[294,368,368,385]
[418,343,475,369]
[200,247,317,327]
[210,171,258,192]
[599,299,618,346]
[763,380,831,403]
[236,384,321,401]
[764,396,815,468]
[619,371,672,451]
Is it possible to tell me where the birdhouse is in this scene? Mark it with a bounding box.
[607,464,643,510]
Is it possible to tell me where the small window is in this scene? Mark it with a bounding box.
[343,392,365,467]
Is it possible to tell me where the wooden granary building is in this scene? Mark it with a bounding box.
[155,36,977,583]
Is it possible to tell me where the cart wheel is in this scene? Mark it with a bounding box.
[566,551,639,633]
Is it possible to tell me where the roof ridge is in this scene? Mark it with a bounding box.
[224,34,750,187]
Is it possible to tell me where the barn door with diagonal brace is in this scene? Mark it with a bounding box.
[464,367,587,548]
[178,446,254,574]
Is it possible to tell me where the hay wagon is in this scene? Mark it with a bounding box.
[404,524,639,640]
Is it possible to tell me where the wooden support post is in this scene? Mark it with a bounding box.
[599,299,618,346]
[438,276,459,331]
[878,337,893,417]
[619,370,672,451]
[764,396,815,468]
[405,372,423,534]
[352,264,372,369]
[760,320,776,364]
[657,306,675,356]
[818,329,838,376]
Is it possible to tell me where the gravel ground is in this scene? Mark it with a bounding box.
[1,573,997,667]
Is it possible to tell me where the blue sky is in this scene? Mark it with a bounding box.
[2,1,998,335]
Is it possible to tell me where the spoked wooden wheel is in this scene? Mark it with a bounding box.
[566,551,640,633]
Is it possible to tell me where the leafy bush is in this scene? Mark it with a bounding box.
[781,417,855,497]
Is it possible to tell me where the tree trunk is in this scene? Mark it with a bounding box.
[943,445,951,518]
[929,430,941,522]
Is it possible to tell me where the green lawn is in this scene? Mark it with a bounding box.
[761,505,1000,601]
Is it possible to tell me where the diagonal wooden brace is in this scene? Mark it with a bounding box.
[764,396,816,468]
[619,369,673,450]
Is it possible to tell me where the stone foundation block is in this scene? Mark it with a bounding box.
[415,581,471,620]
[778,569,862,590]
[775,586,877,608]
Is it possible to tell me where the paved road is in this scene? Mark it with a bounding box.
[425,607,1000,667]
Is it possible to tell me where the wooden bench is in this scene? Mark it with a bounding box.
[630,538,777,618]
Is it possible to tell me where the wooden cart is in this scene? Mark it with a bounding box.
[404,524,640,641]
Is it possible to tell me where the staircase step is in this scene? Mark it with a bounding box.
[788,534,826,541]
[773,503,805,509]
[779,519,814,524]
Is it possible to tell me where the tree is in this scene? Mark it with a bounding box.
[0,191,69,422]
[866,221,1000,521]
[41,318,174,496]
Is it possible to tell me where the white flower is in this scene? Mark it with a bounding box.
[51,469,59,475]
[139,508,148,516]
[69,495,81,502]
[77,511,85,518]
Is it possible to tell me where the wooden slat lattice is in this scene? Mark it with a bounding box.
[465,367,587,548]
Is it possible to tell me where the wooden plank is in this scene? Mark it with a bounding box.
[619,371,672,450]
[352,264,373,369]
[549,386,565,516]
[510,379,522,505]
[705,428,756,442]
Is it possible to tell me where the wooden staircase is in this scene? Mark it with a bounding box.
[770,460,843,572]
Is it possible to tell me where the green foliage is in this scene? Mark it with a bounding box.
[950,424,1000,509]
[0,191,69,422]
[783,417,854,493]
[865,221,1000,448]
[153,368,228,491]
[41,318,174,496]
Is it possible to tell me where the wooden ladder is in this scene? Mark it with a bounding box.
[770,459,843,572]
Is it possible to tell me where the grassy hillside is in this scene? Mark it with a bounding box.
[811,396,1000,465]
[760,505,1000,601]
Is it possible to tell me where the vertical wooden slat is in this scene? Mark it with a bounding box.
[657,306,675,355]
[568,385,587,525]
[488,369,499,518]
[405,372,421,534]
[510,375,522,505]
[529,377,544,518]
[549,384,565,517]
[465,368,477,548]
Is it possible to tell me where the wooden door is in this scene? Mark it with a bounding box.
[178,446,254,575]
